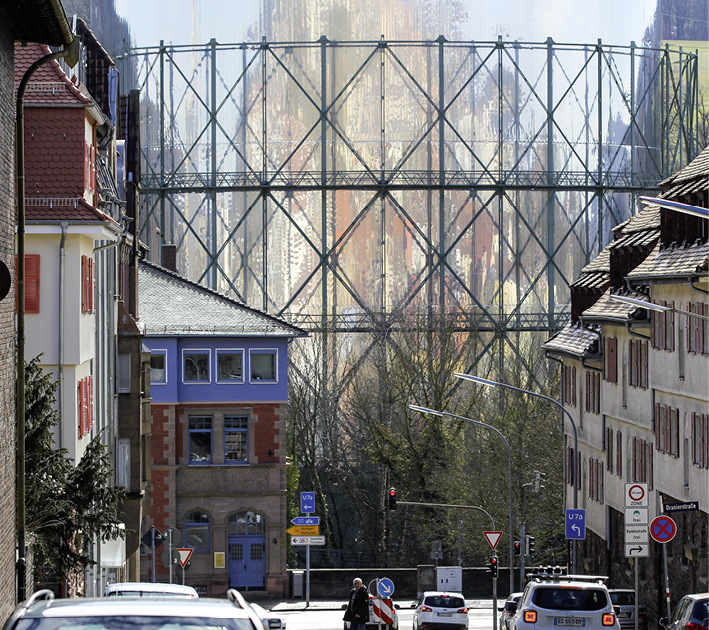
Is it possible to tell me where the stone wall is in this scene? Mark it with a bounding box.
[0,24,17,620]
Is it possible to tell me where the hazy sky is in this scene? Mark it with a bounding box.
[114,0,659,49]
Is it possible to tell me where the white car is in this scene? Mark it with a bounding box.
[249,602,286,629]
[413,591,468,630]
[510,569,619,630]
[104,582,199,598]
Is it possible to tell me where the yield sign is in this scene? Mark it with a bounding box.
[484,531,503,550]
[176,548,194,568]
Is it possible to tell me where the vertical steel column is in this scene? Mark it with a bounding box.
[497,37,504,322]
[380,38,386,314]
[630,42,635,187]
[261,38,268,311]
[241,45,249,301]
[514,42,521,329]
[438,36,446,311]
[678,47,684,171]
[210,38,218,289]
[546,38,556,329]
[597,40,603,251]
[320,37,328,330]
[159,41,166,250]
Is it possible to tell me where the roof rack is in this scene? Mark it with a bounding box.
[527,567,608,583]
[226,589,248,609]
[25,590,55,607]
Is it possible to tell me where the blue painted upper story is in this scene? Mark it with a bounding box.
[137,260,307,404]
[144,336,292,404]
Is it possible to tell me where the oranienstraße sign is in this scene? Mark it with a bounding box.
[664,501,699,513]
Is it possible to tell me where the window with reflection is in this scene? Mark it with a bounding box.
[250,350,276,381]
[189,416,212,463]
[183,350,210,383]
[228,511,265,536]
[150,351,167,384]
[217,350,243,382]
[224,416,248,462]
[185,510,210,552]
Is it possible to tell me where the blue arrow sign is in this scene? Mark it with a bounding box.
[300,491,315,514]
[565,508,586,540]
[377,577,395,597]
[291,516,320,526]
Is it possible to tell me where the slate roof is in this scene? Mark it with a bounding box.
[658,145,709,200]
[138,261,308,338]
[542,322,601,358]
[580,289,650,322]
[627,240,709,281]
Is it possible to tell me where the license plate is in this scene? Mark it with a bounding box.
[437,612,452,617]
[554,618,584,626]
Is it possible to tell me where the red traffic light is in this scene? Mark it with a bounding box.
[389,488,396,497]
[388,488,397,510]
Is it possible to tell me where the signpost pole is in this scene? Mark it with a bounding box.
[151,527,156,583]
[492,553,498,630]
[306,544,311,606]
[168,528,173,584]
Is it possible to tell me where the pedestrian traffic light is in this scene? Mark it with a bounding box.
[489,556,498,578]
[526,535,536,555]
[388,488,397,510]
[514,541,521,555]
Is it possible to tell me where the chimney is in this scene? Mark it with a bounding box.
[161,244,177,272]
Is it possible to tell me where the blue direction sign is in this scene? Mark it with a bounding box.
[565,508,586,540]
[300,491,315,514]
[377,577,395,597]
[292,516,320,526]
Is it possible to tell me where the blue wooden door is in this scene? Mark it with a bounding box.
[228,535,266,590]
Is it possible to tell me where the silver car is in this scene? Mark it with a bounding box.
[3,588,262,630]
[607,589,647,630]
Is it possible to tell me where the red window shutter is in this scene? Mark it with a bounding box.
[78,379,85,438]
[84,142,90,190]
[671,408,679,457]
[698,302,705,354]
[89,258,94,313]
[647,445,653,490]
[616,431,622,476]
[90,144,96,194]
[669,302,675,351]
[25,254,40,313]
[703,414,709,469]
[88,375,93,433]
[651,310,656,348]
[654,403,661,450]
[632,436,637,480]
[571,366,576,407]
[589,458,593,498]
[606,338,617,383]
[657,304,666,351]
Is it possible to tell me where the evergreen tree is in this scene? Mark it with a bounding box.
[24,356,125,585]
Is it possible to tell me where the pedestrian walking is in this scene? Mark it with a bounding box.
[343,577,369,629]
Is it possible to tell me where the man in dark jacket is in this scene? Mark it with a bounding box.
[343,577,369,629]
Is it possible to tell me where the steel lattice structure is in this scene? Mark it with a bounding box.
[123,37,700,336]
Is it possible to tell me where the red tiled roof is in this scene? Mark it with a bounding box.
[24,197,118,224]
[15,42,90,106]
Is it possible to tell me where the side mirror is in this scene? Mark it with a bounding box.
[614,606,621,616]
[509,603,518,614]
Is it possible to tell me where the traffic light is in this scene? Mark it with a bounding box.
[388,488,397,510]
[526,535,536,555]
[489,556,498,578]
[514,540,521,556]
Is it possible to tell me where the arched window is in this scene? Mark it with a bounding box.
[185,510,210,552]
[228,511,265,536]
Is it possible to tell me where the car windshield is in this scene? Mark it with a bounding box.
[424,595,465,608]
[533,587,608,611]
[610,592,635,606]
[16,618,253,630]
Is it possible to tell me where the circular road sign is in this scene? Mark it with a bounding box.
[628,484,645,502]
[650,515,677,543]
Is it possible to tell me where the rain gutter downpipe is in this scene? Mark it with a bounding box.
[16,39,78,603]
[58,221,68,448]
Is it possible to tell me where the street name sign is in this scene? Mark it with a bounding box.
[291,535,325,546]
[664,501,699,513]
[565,509,586,539]
[484,531,503,550]
[287,525,319,536]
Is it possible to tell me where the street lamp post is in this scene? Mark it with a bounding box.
[408,404,515,594]
[455,372,580,575]
[609,294,709,321]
